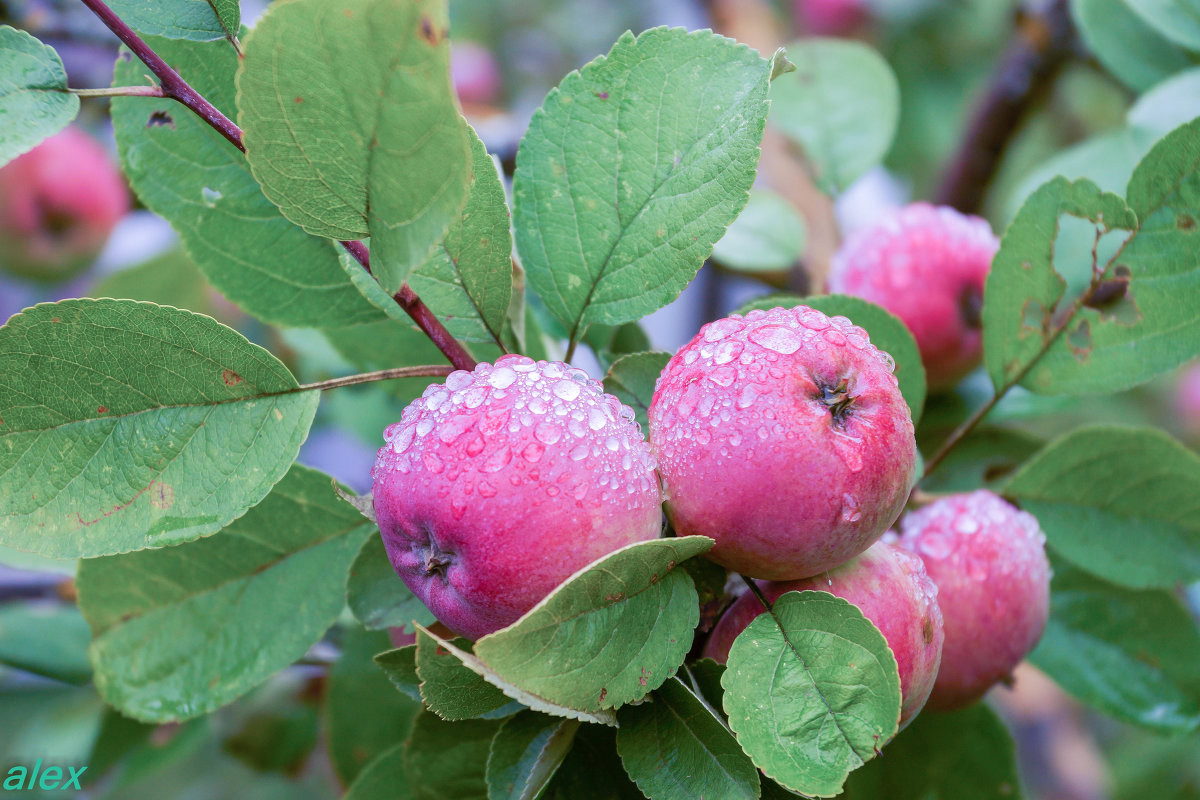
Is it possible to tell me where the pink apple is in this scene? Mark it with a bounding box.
[1174,360,1200,442]
[893,490,1050,710]
[451,40,502,108]
[372,355,662,640]
[828,203,999,390]
[703,540,943,728]
[649,305,917,580]
[0,126,130,283]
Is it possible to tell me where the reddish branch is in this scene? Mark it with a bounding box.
[934,0,1075,214]
[79,0,477,372]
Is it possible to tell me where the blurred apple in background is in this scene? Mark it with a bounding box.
[452,40,503,109]
[0,126,130,284]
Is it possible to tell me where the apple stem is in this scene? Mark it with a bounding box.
[299,366,455,393]
[68,85,164,98]
[77,0,478,373]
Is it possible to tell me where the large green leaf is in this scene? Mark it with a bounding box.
[1126,0,1200,52]
[347,533,436,632]
[602,351,670,432]
[0,26,78,167]
[107,0,239,43]
[486,711,579,800]
[237,0,470,292]
[841,705,1022,799]
[711,189,807,272]
[89,249,221,319]
[406,129,513,346]
[472,537,711,714]
[513,27,772,344]
[76,465,371,722]
[0,300,317,558]
[404,712,499,800]
[738,294,925,425]
[1005,425,1200,588]
[616,677,760,800]
[111,35,382,329]
[1070,0,1198,91]
[770,38,899,195]
[981,176,1136,393]
[0,603,92,684]
[326,626,420,786]
[721,591,901,798]
[987,121,1200,395]
[546,725,645,800]
[416,628,517,721]
[343,744,413,800]
[411,625,615,727]
[1029,563,1200,733]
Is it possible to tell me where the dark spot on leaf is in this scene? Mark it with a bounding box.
[1085,276,1129,309]
[1067,319,1091,362]
[151,482,175,510]
[50,317,62,323]
[294,96,304,104]
[436,646,449,656]
[1085,270,1142,325]
[1178,214,1196,231]
[420,16,437,44]
[97,406,108,414]
[222,369,243,386]
[982,462,1018,483]
[598,688,607,703]
[343,8,353,17]
[922,617,934,644]
[148,110,175,129]
[595,91,609,99]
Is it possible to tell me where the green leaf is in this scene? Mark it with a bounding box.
[602,351,671,432]
[919,427,1042,494]
[737,293,926,425]
[1029,563,1200,733]
[841,705,1023,800]
[416,628,517,721]
[404,711,500,800]
[0,603,92,684]
[721,591,901,798]
[347,533,436,632]
[1125,0,1200,52]
[0,300,317,558]
[1005,425,1200,588]
[0,26,78,167]
[76,465,371,722]
[237,0,471,292]
[106,0,239,43]
[344,744,413,800]
[407,128,514,346]
[89,249,221,318]
[585,322,653,371]
[1070,0,1198,91]
[375,645,423,704]
[487,711,580,800]
[616,677,760,800]
[1128,68,1200,138]
[770,38,899,195]
[327,627,421,786]
[412,624,616,727]
[711,189,807,272]
[473,537,712,713]
[111,35,382,329]
[546,724,646,800]
[513,27,771,344]
[981,176,1137,393]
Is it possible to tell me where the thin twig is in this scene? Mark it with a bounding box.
[68,85,163,98]
[78,0,477,372]
[299,365,452,392]
[934,0,1075,213]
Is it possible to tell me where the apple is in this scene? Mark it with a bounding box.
[371,355,662,640]
[451,40,502,108]
[0,126,130,283]
[649,305,917,580]
[703,540,944,728]
[828,203,999,390]
[893,490,1050,710]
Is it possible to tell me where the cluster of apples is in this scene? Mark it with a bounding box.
[370,203,1051,728]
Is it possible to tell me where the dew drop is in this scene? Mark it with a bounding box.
[605,436,620,452]
[438,413,476,444]
[713,340,742,364]
[488,367,517,389]
[478,480,497,498]
[390,425,415,454]
[534,422,562,445]
[415,419,434,437]
[465,436,485,456]
[708,366,737,387]
[553,379,580,401]
[736,384,758,409]
[588,406,607,431]
[918,533,952,560]
[522,441,545,462]
[423,451,445,474]
[704,317,746,342]
[482,446,511,473]
[446,371,474,391]
[570,444,589,461]
[748,325,802,354]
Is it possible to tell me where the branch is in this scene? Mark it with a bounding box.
[934,0,1076,213]
[78,0,477,373]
